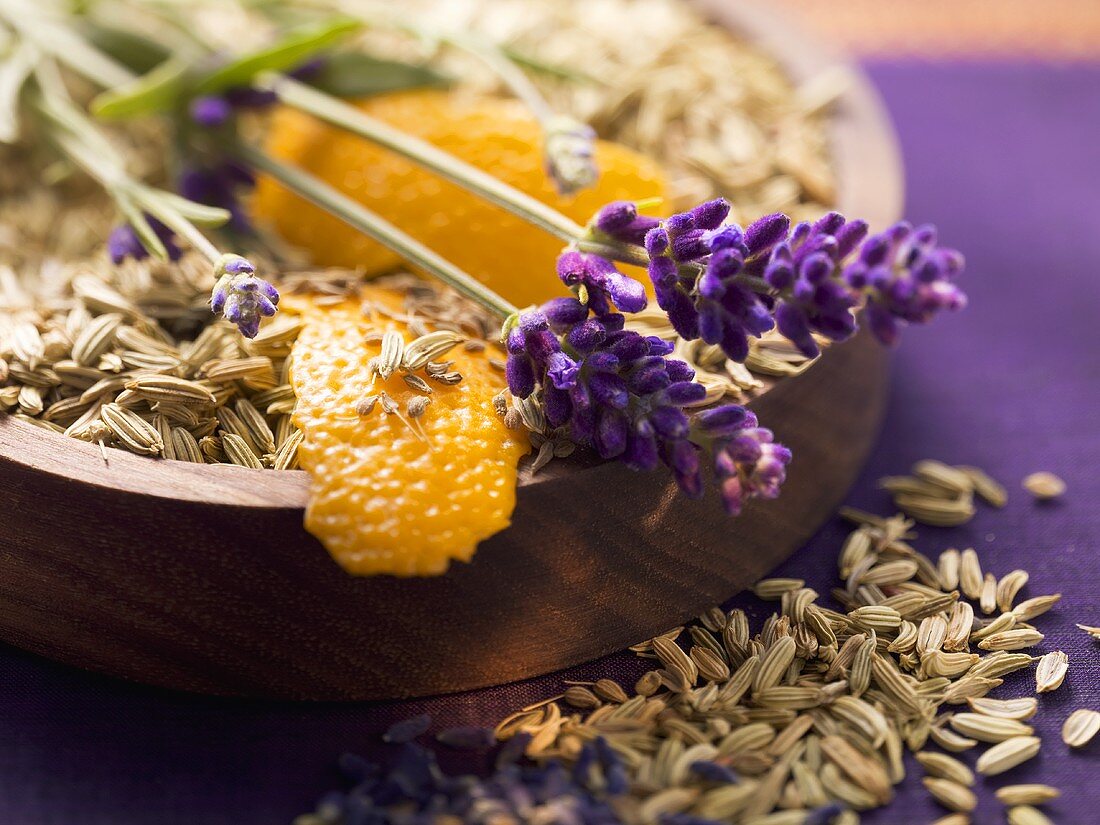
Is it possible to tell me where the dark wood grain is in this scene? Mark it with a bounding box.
[0,0,902,700]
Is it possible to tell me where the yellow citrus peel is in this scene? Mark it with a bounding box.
[253,89,666,308]
[265,90,668,574]
[287,288,528,576]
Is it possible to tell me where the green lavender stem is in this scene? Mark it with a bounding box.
[258,75,776,298]
[259,73,586,242]
[31,84,226,264]
[0,0,133,89]
[238,143,521,320]
[12,3,772,312]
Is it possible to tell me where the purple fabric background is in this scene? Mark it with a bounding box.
[1,63,1098,824]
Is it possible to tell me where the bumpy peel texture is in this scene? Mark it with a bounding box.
[288,289,529,576]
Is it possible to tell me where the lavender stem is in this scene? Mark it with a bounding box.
[259,73,587,242]
[237,143,521,321]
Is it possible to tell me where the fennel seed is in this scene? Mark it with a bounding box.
[1022,471,1065,500]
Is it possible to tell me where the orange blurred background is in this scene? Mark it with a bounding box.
[773,0,1100,59]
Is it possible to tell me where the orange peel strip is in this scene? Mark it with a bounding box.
[287,288,529,576]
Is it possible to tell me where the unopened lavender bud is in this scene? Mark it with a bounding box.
[544,115,598,195]
[189,95,232,128]
[210,254,279,339]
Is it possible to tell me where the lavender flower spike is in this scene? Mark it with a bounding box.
[763,212,867,358]
[210,254,279,339]
[506,292,791,511]
[845,221,967,346]
[543,115,598,195]
[697,408,792,516]
[640,199,786,362]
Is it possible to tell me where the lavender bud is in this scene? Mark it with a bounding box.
[744,212,791,256]
[557,251,646,315]
[594,407,628,459]
[543,115,598,196]
[648,406,690,440]
[189,95,232,128]
[107,225,146,265]
[210,254,279,339]
[690,760,739,783]
[594,200,661,245]
[694,404,753,436]
[849,221,966,345]
[546,352,579,390]
[542,296,589,328]
[663,381,706,406]
[506,354,537,398]
[595,201,637,233]
[688,198,731,231]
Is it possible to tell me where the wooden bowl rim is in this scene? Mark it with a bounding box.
[0,0,902,512]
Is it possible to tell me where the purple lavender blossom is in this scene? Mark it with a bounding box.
[556,250,647,316]
[107,216,182,264]
[210,254,279,339]
[845,221,967,346]
[593,197,965,358]
[689,759,740,783]
[188,95,233,128]
[505,287,790,511]
[621,199,791,362]
[697,407,792,516]
[762,212,868,357]
[179,162,256,233]
[594,200,661,246]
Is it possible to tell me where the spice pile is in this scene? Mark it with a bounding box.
[0,253,304,466]
[1,0,843,464]
[878,460,1006,527]
[0,256,515,470]
[297,464,1096,824]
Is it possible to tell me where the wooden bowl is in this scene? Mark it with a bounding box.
[0,1,902,700]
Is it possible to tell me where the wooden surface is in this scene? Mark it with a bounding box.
[0,0,902,700]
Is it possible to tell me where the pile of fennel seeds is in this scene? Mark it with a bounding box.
[0,259,497,468]
[2,0,845,467]
[489,493,1081,824]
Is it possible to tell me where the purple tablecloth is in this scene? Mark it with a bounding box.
[2,63,1098,824]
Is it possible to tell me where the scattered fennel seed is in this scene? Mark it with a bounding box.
[1061,709,1100,748]
[1022,471,1066,500]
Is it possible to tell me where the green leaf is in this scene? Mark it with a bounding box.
[115,193,169,261]
[79,22,172,75]
[193,18,361,94]
[91,57,191,120]
[145,189,231,228]
[303,53,449,99]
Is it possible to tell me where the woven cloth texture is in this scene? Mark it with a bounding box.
[0,62,1097,824]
